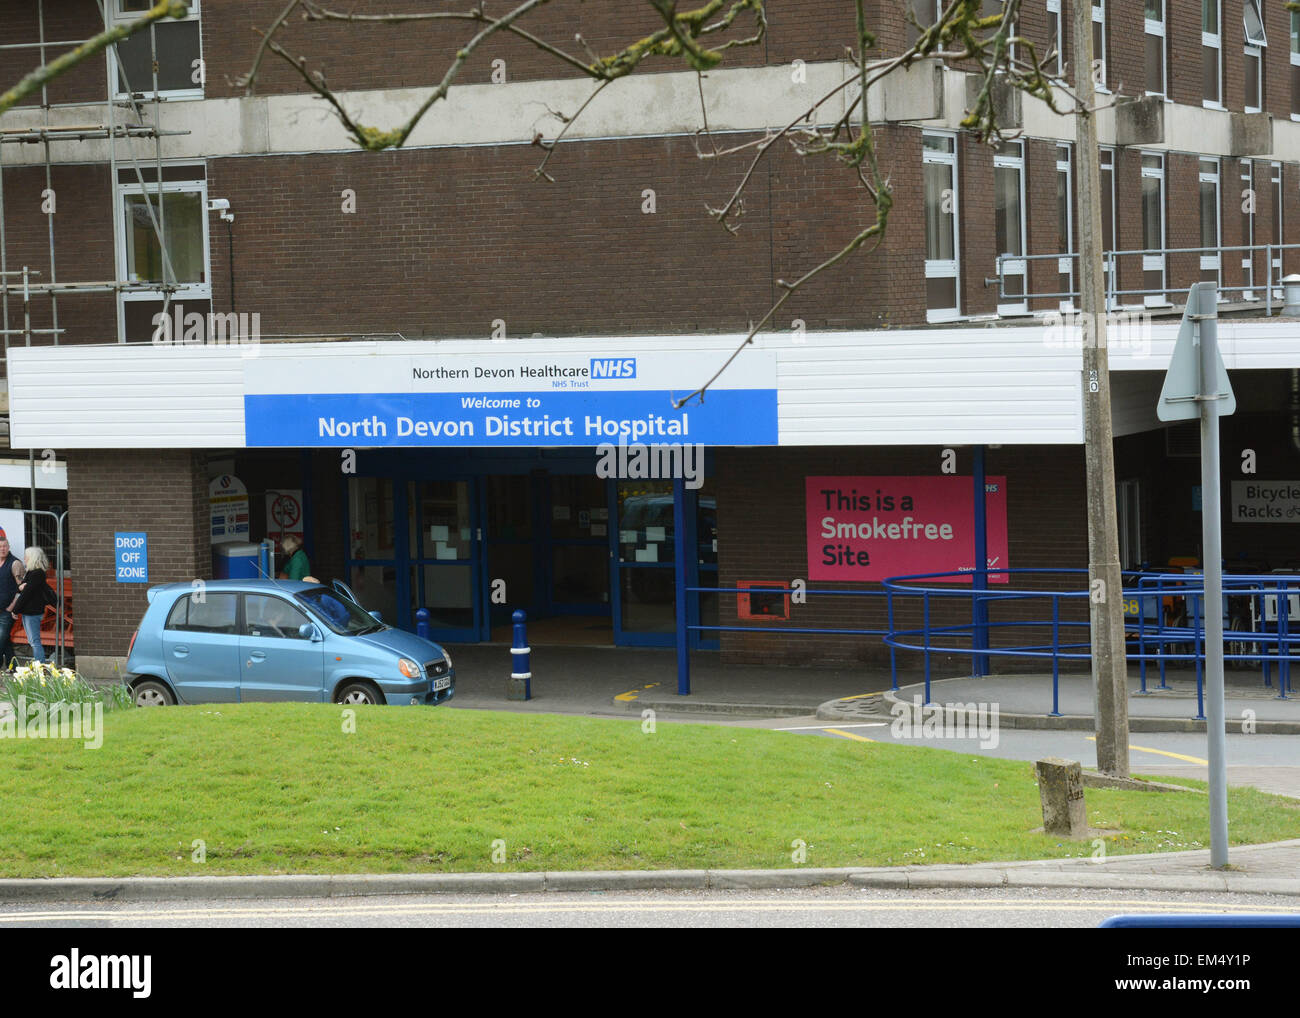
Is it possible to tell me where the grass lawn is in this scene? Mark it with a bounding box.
[2,704,1296,877]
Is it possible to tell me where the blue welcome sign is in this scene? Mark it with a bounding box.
[242,349,780,448]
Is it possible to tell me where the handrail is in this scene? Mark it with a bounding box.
[680,570,1299,721]
[991,241,1300,310]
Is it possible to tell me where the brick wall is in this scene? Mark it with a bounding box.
[959,133,997,317]
[3,5,1300,343]
[0,164,116,350]
[1027,138,1064,311]
[0,0,106,107]
[66,449,209,662]
[715,444,1089,670]
[205,130,919,338]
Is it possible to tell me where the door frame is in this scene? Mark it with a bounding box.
[339,449,717,649]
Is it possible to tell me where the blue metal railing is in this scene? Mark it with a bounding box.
[681,585,897,696]
[680,570,1300,720]
[883,569,1299,720]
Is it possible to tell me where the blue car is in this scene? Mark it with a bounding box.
[125,579,454,707]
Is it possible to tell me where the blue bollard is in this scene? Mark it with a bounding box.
[415,608,430,642]
[508,609,531,701]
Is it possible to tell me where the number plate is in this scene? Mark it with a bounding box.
[433,677,451,692]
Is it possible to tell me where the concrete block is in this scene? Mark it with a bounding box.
[1229,112,1273,156]
[964,72,1021,130]
[1036,756,1087,837]
[883,58,945,122]
[906,868,1006,889]
[1115,95,1164,146]
[544,870,707,892]
[506,676,529,701]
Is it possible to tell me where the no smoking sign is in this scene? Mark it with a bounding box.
[266,490,303,539]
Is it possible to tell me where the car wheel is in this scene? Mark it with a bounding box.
[335,681,384,706]
[133,679,175,707]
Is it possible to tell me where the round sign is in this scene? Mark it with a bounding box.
[271,493,301,531]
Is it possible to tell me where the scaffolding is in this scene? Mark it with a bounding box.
[0,0,191,509]
[0,0,189,353]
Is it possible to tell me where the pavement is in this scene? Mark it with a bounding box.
[444,643,881,717]
[824,671,1300,734]
[2,840,1299,903]
[442,643,1300,731]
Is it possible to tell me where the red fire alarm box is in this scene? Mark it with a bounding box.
[737,581,791,621]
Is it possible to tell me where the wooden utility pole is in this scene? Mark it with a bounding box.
[1071,0,1130,777]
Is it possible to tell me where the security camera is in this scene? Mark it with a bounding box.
[207,197,235,223]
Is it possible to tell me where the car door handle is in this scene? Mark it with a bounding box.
[247,651,267,667]
[173,646,190,657]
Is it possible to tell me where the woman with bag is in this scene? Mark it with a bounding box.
[11,547,58,663]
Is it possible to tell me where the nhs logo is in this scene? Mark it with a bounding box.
[590,357,636,380]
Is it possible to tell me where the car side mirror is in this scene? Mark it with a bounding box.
[299,623,322,641]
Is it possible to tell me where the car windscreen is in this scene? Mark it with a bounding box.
[295,588,379,634]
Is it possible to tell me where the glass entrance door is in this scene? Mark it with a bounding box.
[614,480,676,643]
[408,479,480,642]
[610,478,717,648]
[543,474,610,616]
[484,474,536,632]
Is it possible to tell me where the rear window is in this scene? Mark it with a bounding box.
[164,592,237,634]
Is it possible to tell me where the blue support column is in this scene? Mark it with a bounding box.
[972,445,990,677]
[673,475,690,695]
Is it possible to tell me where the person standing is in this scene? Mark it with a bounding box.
[0,536,25,669]
[278,534,311,581]
[12,547,56,664]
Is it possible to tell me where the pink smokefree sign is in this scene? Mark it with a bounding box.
[806,476,1009,583]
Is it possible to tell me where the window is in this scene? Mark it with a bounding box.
[981,0,1016,64]
[1199,158,1221,286]
[1203,0,1223,107]
[1093,0,1107,90]
[1056,144,1074,309]
[1100,146,1117,306]
[1293,10,1300,118]
[1241,160,1256,298]
[1244,0,1267,113]
[1141,152,1166,307]
[244,595,313,640]
[923,132,960,322]
[1119,480,1142,571]
[1046,0,1066,78]
[1145,0,1166,96]
[1271,160,1283,293]
[907,0,941,46]
[110,0,203,100]
[165,593,238,635]
[994,140,1027,314]
[115,166,211,343]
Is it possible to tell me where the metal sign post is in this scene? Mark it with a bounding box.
[1157,282,1235,868]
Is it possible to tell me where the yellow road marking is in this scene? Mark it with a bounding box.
[823,727,875,743]
[837,690,891,701]
[0,898,1285,924]
[1087,736,1208,766]
[614,682,661,702]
